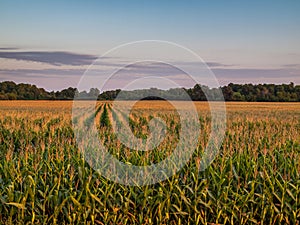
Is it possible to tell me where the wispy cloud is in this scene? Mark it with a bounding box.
[1,62,299,79]
[0,51,98,66]
[1,55,299,90]
[281,64,300,68]
[206,62,233,68]
[0,50,234,69]
[212,67,300,85]
[212,68,300,79]
[0,47,19,50]
[0,68,86,78]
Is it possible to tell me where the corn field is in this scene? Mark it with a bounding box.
[0,101,299,224]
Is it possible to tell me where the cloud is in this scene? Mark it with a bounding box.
[109,61,232,75]
[172,61,233,68]
[2,62,299,80]
[0,51,98,66]
[0,63,187,80]
[281,64,300,68]
[1,57,299,90]
[212,68,300,79]
[212,67,300,85]
[206,62,233,67]
[0,68,86,78]
[0,50,233,69]
[94,60,232,70]
[0,47,19,50]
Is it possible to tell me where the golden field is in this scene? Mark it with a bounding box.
[0,101,299,224]
[1,100,300,114]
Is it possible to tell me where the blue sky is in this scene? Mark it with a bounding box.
[0,0,300,90]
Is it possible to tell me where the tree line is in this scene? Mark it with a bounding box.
[0,81,299,102]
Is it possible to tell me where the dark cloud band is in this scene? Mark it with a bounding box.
[0,51,97,66]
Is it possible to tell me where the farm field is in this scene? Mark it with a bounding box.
[0,101,299,224]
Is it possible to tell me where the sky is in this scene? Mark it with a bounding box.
[0,0,300,91]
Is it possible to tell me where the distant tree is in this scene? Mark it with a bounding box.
[0,81,299,102]
[88,88,100,98]
[7,93,17,100]
[222,86,234,101]
[232,92,245,101]
[55,87,77,100]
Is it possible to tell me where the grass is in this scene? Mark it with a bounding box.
[0,101,299,224]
